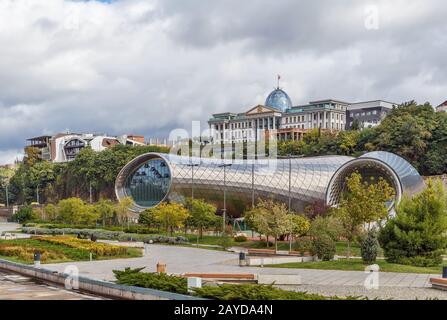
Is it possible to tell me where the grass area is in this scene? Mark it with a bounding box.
[235,239,366,257]
[183,234,233,246]
[0,236,142,264]
[170,234,373,258]
[268,258,444,274]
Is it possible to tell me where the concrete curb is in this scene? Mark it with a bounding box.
[0,259,203,300]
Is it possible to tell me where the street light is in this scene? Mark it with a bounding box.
[278,154,305,252]
[89,181,93,204]
[186,161,200,244]
[5,184,9,208]
[278,154,305,213]
[218,163,232,236]
[186,162,200,201]
[251,161,255,209]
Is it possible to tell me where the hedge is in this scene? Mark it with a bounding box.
[22,227,188,244]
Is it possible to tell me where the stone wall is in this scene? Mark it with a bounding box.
[0,259,202,300]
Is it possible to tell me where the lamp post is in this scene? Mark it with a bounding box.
[5,184,9,208]
[278,154,305,213]
[251,161,255,209]
[278,154,305,252]
[89,181,93,204]
[218,163,232,236]
[36,185,40,205]
[186,162,199,201]
[187,161,199,243]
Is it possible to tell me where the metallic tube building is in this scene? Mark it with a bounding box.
[115,151,425,215]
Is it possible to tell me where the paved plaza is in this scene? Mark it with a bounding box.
[1,222,446,300]
[44,244,447,300]
[0,223,20,234]
[0,270,101,300]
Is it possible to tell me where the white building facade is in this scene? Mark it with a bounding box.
[208,88,348,144]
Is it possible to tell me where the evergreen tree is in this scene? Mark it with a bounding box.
[379,180,447,267]
[361,230,380,264]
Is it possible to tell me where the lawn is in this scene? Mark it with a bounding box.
[183,234,233,246]
[268,258,444,274]
[0,236,142,264]
[235,239,368,257]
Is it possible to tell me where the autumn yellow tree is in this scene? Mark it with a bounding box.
[151,202,190,236]
[116,196,133,227]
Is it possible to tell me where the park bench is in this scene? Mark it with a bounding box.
[182,273,256,282]
[430,278,447,291]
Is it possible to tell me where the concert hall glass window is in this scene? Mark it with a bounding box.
[124,158,170,207]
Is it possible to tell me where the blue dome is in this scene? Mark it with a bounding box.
[265,88,293,112]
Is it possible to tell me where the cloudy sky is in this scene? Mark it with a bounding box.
[0,0,446,164]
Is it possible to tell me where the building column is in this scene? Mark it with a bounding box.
[323,111,327,129]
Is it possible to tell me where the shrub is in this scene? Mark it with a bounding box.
[32,236,128,257]
[218,234,233,250]
[379,180,447,267]
[14,206,36,224]
[113,268,356,300]
[0,244,67,263]
[21,227,189,245]
[309,215,343,241]
[193,284,354,300]
[113,267,187,294]
[361,230,379,264]
[312,234,336,261]
[294,237,313,256]
[234,235,247,243]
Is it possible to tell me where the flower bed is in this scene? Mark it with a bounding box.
[0,236,142,264]
[0,243,66,263]
[32,236,127,257]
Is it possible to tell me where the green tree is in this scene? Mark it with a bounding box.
[335,130,360,155]
[81,204,100,225]
[150,202,190,236]
[244,199,290,252]
[309,215,344,241]
[14,205,36,223]
[334,172,395,258]
[0,167,14,206]
[116,196,133,226]
[58,198,86,224]
[186,198,217,238]
[93,199,115,227]
[138,209,159,229]
[361,230,380,264]
[287,214,311,238]
[43,204,58,222]
[379,180,447,267]
[57,197,99,225]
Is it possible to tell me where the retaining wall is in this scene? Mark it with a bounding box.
[0,259,202,300]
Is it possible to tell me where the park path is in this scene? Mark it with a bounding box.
[44,244,440,289]
[0,270,102,300]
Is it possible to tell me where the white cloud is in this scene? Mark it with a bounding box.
[0,0,446,164]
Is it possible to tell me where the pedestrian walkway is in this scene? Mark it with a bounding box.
[44,244,440,288]
[0,270,102,300]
